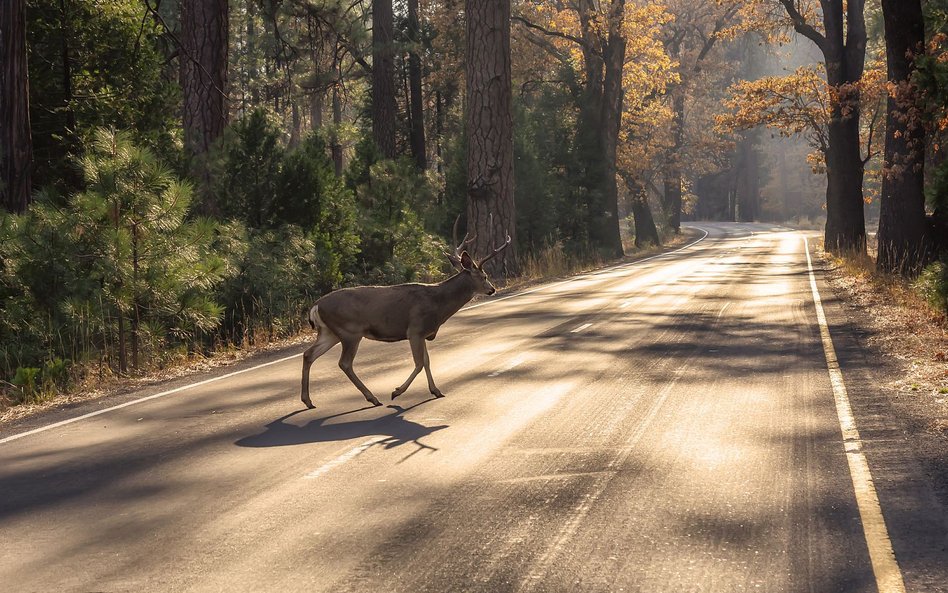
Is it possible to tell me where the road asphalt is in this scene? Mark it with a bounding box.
[1,222,946,592]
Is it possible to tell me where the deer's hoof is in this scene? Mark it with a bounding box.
[432,390,445,398]
[391,388,405,400]
[302,398,315,409]
[368,396,383,406]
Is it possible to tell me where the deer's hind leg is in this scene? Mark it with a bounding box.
[301,330,341,409]
[392,333,443,400]
[338,337,382,406]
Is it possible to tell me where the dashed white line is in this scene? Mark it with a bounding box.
[304,436,387,479]
[488,353,530,377]
[804,236,906,593]
[570,323,593,333]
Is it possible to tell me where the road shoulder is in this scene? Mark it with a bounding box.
[813,251,948,592]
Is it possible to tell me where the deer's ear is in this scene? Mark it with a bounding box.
[460,251,475,269]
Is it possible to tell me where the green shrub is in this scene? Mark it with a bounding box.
[914,260,948,314]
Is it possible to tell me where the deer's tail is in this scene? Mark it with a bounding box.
[307,305,320,331]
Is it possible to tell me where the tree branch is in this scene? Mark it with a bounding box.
[777,0,826,52]
[511,15,590,52]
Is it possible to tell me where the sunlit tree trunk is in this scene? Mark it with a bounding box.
[0,0,33,213]
[465,0,516,275]
[180,0,229,211]
[877,0,929,274]
[372,0,396,159]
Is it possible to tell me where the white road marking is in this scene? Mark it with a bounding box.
[804,236,906,593]
[717,302,731,318]
[0,353,301,446]
[488,353,530,377]
[304,436,388,479]
[0,227,710,447]
[464,226,710,311]
[570,323,593,333]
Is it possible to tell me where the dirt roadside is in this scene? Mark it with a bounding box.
[820,248,948,509]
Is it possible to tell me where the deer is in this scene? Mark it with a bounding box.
[300,220,511,409]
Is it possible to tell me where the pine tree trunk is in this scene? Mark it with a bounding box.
[465,0,516,275]
[877,0,929,274]
[331,85,344,176]
[179,0,228,213]
[372,0,396,159]
[310,90,323,131]
[0,0,33,214]
[180,0,229,210]
[407,0,427,170]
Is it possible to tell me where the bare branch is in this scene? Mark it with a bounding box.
[511,15,590,52]
[777,0,826,52]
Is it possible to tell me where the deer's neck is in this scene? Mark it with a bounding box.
[434,272,477,322]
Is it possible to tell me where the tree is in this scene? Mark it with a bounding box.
[373,0,396,159]
[877,0,930,273]
[0,0,33,213]
[466,0,517,274]
[407,0,427,170]
[181,0,229,209]
[513,0,627,257]
[658,0,741,233]
[764,0,869,253]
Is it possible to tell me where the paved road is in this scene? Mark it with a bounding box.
[1,223,946,592]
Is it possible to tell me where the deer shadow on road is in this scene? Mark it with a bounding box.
[235,399,448,460]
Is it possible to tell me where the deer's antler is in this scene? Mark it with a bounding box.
[479,213,511,266]
[446,215,477,268]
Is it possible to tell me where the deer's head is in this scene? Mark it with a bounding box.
[446,216,511,296]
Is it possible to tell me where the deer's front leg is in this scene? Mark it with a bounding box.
[416,336,443,398]
[392,334,427,400]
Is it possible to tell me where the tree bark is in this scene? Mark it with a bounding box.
[877,0,929,274]
[465,0,516,275]
[180,0,229,210]
[372,0,396,159]
[815,0,868,252]
[0,0,33,213]
[736,131,760,222]
[597,2,626,258]
[660,37,684,234]
[573,0,625,257]
[407,0,427,170]
[626,179,660,248]
[777,0,867,252]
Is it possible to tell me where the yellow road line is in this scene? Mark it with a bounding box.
[804,236,906,593]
